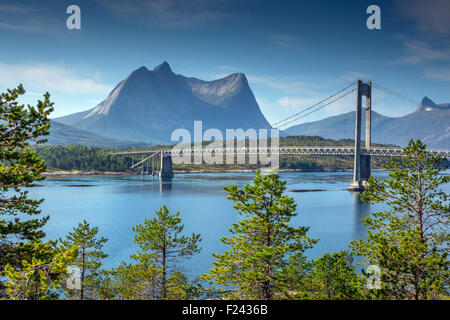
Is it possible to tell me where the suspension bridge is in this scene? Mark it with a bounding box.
[112,80,450,191]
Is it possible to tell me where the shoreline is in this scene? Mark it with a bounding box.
[42,171,135,178]
[42,168,386,178]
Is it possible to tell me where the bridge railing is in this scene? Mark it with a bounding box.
[112,147,449,158]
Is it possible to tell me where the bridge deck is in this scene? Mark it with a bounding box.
[112,147,450,158]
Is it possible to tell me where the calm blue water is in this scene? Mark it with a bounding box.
[26,171,389,277]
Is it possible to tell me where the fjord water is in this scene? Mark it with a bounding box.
[28,172,388,276]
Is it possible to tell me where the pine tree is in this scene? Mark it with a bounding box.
[60,220,108,300]
[132,205,201,299]
[4,242,76,300]
[305,251,362,299]
[0,85,54,297]
[105,258,160,300]
[351,139,449,299]
[202,172,317,299]
[103,262,146,300]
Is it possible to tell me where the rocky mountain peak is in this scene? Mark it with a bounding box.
[417,96,450,112]
[54,62,270,144]
[153,61,173,73]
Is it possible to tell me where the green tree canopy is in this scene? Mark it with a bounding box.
[304,251,362,299]
[351,139,449,300]
[60,220,108,300]
[4,241,76,300]
[0,84,54,297]
[131,206,202,299]
[202,171,317,300]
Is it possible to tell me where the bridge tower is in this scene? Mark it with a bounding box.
[158,151,174,178]
[349,80,372,191]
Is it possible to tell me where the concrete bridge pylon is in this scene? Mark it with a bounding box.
[158,151,174,178]
[348,80,372,191]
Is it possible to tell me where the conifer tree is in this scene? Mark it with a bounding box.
[0,85,54,297]
[305,251,362,299]
[4,242,76,300]
[132,206,201,299]
[202,172,317,299]
[61,220,108,300]
[105,258,160,300]
[351,139,449,299]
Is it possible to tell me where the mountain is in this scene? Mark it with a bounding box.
[47,120,149,148]
[55,62,271,144]
[284,97,450,149]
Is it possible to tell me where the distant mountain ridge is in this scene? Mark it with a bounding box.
[55,62,271,144]
[284,96,450,149]
[47,121,148,148]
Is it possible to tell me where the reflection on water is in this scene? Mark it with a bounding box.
[352,192,370,239]
[27,171,410,277]
[159,177,172,192]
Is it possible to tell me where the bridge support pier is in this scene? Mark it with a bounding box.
[349,80,371,192]
[360,154,371,187]
[159,152,174,178]
[349,155,371,190]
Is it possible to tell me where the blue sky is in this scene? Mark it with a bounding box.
[0,0,449,126]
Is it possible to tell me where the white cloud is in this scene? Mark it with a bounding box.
[269,34,298,48]
[274,90,355,122]
[0,4,36,13]
[0,4,59,34]
[215,65,243,72]
[424,68,450,81]
[0,63,113,95]
[0,22,19,30]
[398,0,450,35]
[96,0,246,28]
[246,75,314,95]
[277,97,319,110]
[208,72,316,95]
[397,39,450,64]
[340,72,371,82]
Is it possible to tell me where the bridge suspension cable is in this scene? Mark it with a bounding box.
[212,80,428,146]
[373,82,421,107]
[275,87,357,129]
[219,81,358,144]
[270,81,357,128]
